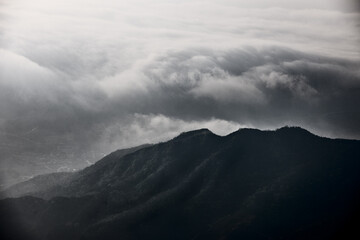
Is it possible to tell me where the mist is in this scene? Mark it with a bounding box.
[0,0,359,187]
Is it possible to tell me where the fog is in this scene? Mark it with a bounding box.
[0,0,359,187]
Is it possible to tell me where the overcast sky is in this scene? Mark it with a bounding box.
[0,0,359,184]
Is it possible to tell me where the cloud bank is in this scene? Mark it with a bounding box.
[0,0,359,186]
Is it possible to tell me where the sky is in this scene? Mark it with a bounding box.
[0,0,360,186]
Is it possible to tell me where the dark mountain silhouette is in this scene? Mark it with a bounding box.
[1,144,151,199]
[1,127,360,240]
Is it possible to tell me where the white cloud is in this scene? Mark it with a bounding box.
[95,114,243,153]
[0,0,359,185]
[0,49,60,103]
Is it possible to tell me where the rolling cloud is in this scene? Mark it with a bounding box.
[0,0,359,186]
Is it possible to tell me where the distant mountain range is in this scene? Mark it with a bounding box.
[1,127,360,240]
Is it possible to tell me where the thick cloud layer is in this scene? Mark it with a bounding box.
[142,47,360,136]
[0,0,359,187]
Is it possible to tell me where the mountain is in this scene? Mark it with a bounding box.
[1,127,360,240]
[1,144,151,199]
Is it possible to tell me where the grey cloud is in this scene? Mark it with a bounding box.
[341,0,360,12]
[1,47,359,178]
[1,0,359,187]
[138,47,360,139]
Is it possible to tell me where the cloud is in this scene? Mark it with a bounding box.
[95,114,242,155]
[0,0,359,185]
[138,47,360,138]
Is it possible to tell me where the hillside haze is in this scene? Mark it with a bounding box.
[1,127,360,240]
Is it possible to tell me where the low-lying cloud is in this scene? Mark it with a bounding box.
[0,0,359,186]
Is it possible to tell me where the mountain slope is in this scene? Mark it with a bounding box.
[1,127,360,240]
[1,144,151,199]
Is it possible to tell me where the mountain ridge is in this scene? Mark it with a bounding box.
[1,126,355,200]
[1,126,360,240]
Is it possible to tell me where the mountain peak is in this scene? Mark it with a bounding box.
[2,125,360,240]
[275,126,314,136]
[174,128,215,140]
[226,127,263,138]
